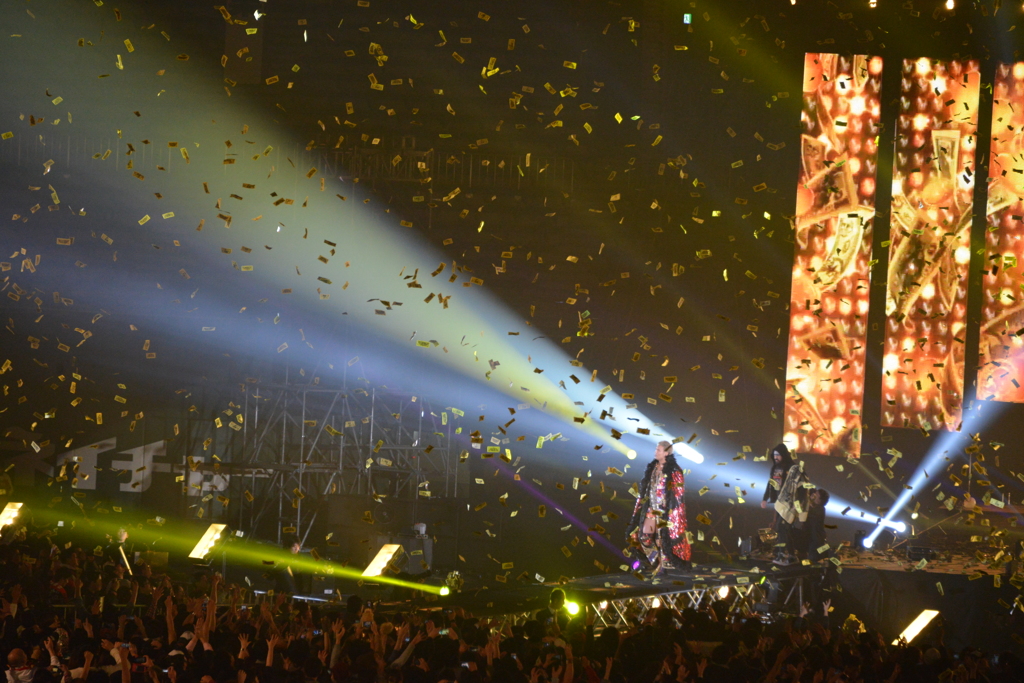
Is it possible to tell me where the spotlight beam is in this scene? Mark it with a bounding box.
[25,506,441,593]
[866,405,1005,547]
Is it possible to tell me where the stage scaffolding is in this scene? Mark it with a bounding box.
[487,569,816,628]
[174,376,460,546]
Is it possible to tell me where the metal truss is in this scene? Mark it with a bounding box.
[173,375,459,546]
[588,582,766,629]
[490,572,812,629]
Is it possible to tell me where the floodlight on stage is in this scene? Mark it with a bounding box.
[650,597,661,609]
[717,586,730,599]
[363,544,403,577]
[0,503,23,528]
[439,586,450,596]
[892,610,939,645]
[599,601,608,610]
[565,601,580,615]
[894,522,907,533]
[188,524,227,559]
[626,450,637,460]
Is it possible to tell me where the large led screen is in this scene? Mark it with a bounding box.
[783,53,883,458]
[881,58,980,432]
[979,62,1024,403]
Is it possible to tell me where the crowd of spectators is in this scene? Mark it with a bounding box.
[0,523,1020,683]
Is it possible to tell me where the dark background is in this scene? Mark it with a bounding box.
[0,0,1020,614]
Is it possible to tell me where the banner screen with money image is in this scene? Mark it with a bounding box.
[979,62,1024,402]
[882,58,980,431]
[783,53,883,458]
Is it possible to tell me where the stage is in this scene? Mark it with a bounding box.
[394,550,1024,657]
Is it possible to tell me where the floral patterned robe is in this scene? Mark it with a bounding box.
[626,453,691,564]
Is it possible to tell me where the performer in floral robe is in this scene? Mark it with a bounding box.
[626,441,691,571]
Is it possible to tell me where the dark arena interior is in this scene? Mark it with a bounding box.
[2,0,1024,681]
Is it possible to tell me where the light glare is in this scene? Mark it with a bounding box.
[893,610,939,645]
[188,523,228,559]
[363,543,403,577]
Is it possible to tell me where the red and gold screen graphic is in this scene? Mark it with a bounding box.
[979,62,1024,402]
[882,58,980,431]
[783,53,883,458]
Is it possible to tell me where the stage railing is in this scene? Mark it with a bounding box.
[487,569,815,629]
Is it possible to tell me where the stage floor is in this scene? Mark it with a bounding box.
[366,549,1024,656]
[838,551,1005,576]
[414,558,822,616]
[399,549,1016,625]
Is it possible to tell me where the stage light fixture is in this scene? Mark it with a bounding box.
[892,610,939,645]
[627,450,637,460]
[599,600,608,610]
[911,512,919,520]
[650,597,661,609]
[439,586,450,596]
[862,537,874,549]
[0,503,23,528]
[565,601,580,615]
[716,586,730,599]
[894,522,907,533]
[945,0,954,8]
[363,543,403,577]
[188,523,227,559]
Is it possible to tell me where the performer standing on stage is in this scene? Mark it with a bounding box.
[804,488,830,561]
[773,457,811,565]
[761,443,794,517]
[626,441,691,571]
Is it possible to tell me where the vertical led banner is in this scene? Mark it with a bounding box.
[783,54,883,458]
[882,58,980,431]
[978,63,1024,402]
